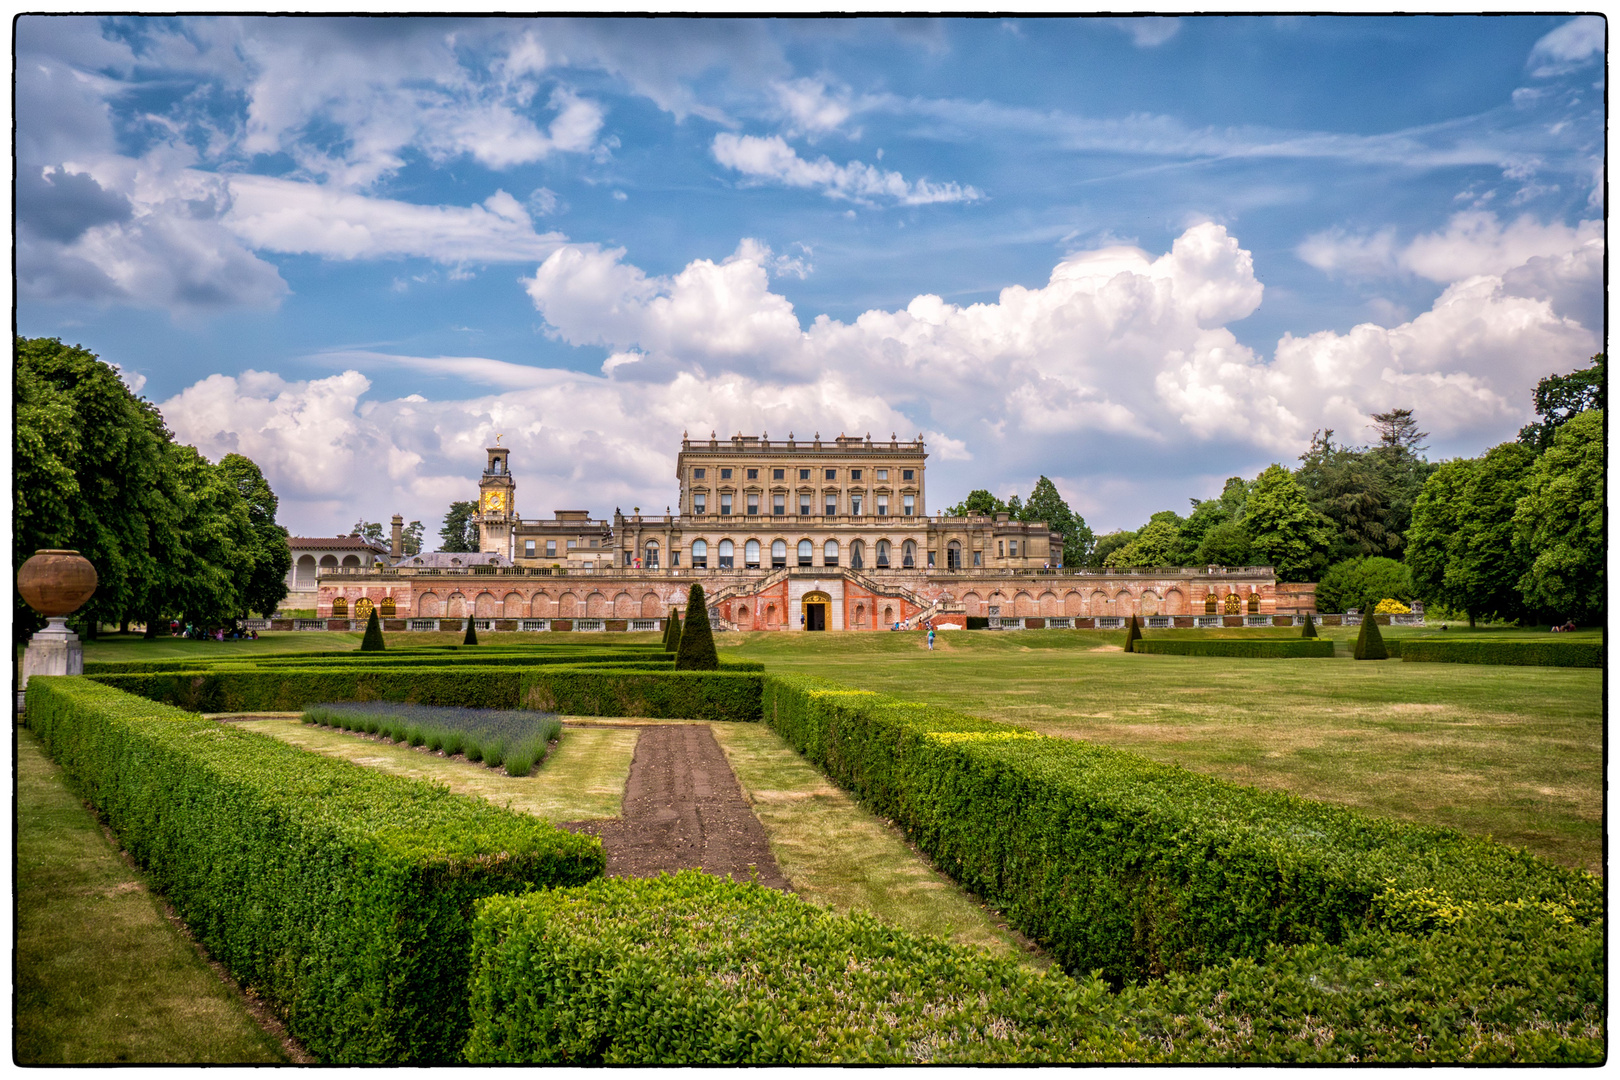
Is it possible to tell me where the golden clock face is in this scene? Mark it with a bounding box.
[484,491,505,513]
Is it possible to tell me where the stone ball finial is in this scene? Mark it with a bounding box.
[17,549,98,617]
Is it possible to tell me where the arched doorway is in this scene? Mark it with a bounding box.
[947,540,962,569]
[801,590,831,631]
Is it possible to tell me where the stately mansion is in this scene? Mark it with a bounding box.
[313,434,1315,632]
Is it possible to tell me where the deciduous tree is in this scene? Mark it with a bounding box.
[1519,353,1604,452]
[221,453,291,618]
[1513,409,1603,623]
[1406,443,1535,628]
[1019,476,1094,567]
[1243,465,1332,582]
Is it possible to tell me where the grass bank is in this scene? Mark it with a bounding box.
[14,728,287,1064]
[726,628,1602,872]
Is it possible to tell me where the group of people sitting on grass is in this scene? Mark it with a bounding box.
[166,621,258,641]
[1550,620,1580,632]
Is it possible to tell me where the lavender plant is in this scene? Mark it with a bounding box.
[302,702,563,776]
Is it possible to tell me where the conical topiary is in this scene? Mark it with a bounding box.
[663,607,681,651]
[360,607,386,651]
[1301,611,1317,638]
[669,609,683,655]
[463,616,479,646]
[1352,610,1386,660]
[1123,614,1142,653]
[674,583,718,671]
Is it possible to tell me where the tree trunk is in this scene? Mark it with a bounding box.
[1467,610,1476,630]
[119,618,130,634]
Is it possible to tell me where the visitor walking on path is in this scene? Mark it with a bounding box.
[927,626,935,650]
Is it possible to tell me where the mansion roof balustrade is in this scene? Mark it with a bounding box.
[316,563,1278,580]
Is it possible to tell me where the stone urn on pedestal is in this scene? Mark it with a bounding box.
[17,549,98,691]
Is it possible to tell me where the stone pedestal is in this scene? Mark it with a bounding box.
[21,617,84,690]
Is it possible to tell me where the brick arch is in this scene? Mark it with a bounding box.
[852,602,866,629]
[881,602,896,626]
[558,592,579,617]
[1113,589,1136,617]
[960,591,983,617]
[1013,590,1037,617]
[531,592,556,617]
[474,592,498,618]
[641,592,662,617]
[736,602,751,626]
[1164,587,1186,616]
[1089,589,1110,616]
[415,592,440,617]
[1063,590,1085,616]
[1038,590,1060,616]
[988,591,1010,614]
[765,602,778,628]
[613,591,636,617]
[447,592,468,618]
[586,591,607,617]
[503,592,525,618]
[1140,590,1160,616]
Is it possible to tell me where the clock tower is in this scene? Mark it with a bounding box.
[478,443,516,556]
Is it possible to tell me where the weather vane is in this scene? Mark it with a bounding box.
[495,433,503,445]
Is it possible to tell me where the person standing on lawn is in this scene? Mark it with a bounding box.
[927,625,935,650]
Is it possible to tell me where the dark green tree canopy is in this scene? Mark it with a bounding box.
[1514,408,1603,623]
[221,453,292,618]
[402,520,425,555]
[439,500,480,552]
[1315,556,1412,615]
[946,489,1007,516]
[1020,476,1093,567]
[1406,443,1535,626]
[1103,519,1181,568]
[1244,464,1332,582]
[1519,353,1604,452]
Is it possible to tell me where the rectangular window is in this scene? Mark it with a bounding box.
[851,469,862,480]
[747,468,758,479]
[1010,540,1019,557]
[825,468,836,480]
[671,550,680,567]
[928,550,936,568]
[524,540,536,557]
[773,468,785,480]
[546,540,557,557]
[773,494,785,515]
[694,493,706,513]
[720,468,732,480]
[746,494,759,515]
[851,494,862,515]
[799,469,810,480]
[825,495,837,515]
[720,494,732,515]
[876,469,888,480]
[902,469,915,481]
[877,497,888,516]
[694,468,705,479]
[998,541,1005,557]
[568,539,578,549]
[903,495,915,516]
[973,550,981,567]
[799,495,811,516]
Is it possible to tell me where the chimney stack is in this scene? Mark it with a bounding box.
[390,514,404,560]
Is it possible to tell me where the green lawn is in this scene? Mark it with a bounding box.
[15,728,288,1064]
[724,627,1604,873]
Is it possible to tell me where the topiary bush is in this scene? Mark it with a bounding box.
[675,584,718,671]
[1122,614,1142,653]
[1134,639,1334,659]
[1353,612,1388,660]
[360,608,386,651]
[463,618,479,646]
[1300,611,1317,638]
[1400,639,1602,667]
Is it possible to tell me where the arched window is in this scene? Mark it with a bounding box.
[902,540,916,568]
[718,539,735,568]
[1248,592,1261,614]
[771,539,787,568]
[641,541,658,569]
[947,540,962,570]
[1224,593,1241,615]
[745,539,761,568]
[1205,595,1218,615]
[823,539,839,566]
[798,540,813,567]
[379,597,396,617]
[342,553,361,568]
[331,596,348,617]
[876,540,891,568]
[850,540,865,569]
[692,539,708,568]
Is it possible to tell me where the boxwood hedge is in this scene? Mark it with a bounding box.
[24,677,604,1063]
[1400,639,1602,667]
[759,675,1599,989]
[464,871,1136,1064]
[1133,639,1336,659]
[519,669,764,722]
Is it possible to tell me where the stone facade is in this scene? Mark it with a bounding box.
[315,438,1313,629]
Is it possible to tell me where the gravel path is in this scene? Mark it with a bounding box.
[563,724,792,892]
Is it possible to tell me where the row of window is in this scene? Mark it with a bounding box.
[692,466,915,482]
[635,537,928,570]
[521,538,601,558]
[692,492,916,516]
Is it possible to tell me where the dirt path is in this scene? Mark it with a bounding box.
[564,724,792,892]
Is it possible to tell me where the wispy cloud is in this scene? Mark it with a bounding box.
[712,133,980,206]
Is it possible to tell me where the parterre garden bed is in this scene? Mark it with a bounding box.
[26,634,1604,1063]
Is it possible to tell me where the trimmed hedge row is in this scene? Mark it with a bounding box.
[24,677,603,1063]
[1134,639,1336,659]
[464,872,1133,1064]
[520,669,764,723]
[84,647,669,675]
[1400,639,1602,668]
[759,675,1599,987]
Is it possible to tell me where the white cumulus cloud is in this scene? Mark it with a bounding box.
[1527,15,1605,78]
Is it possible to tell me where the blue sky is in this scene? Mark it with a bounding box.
[16,15,1605,540]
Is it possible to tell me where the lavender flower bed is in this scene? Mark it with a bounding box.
[302,702,564,777]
